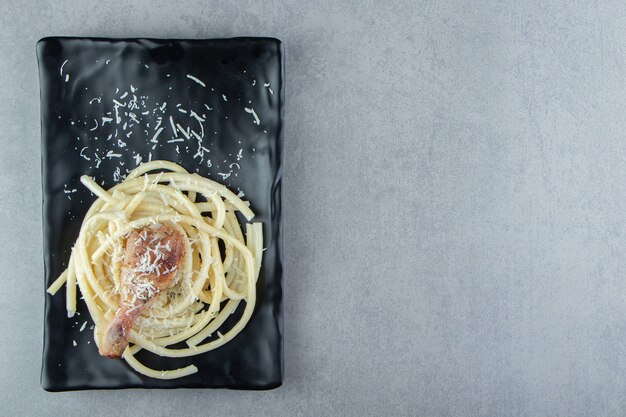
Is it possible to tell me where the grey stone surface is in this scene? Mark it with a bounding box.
[1,0,626,415]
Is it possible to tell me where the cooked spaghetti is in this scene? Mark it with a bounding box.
[47,160,263,379]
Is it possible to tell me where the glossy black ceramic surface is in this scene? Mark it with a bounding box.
[37,37,283,391]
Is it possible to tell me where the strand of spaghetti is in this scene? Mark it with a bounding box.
[73,251,106,327]
[136,303,205,327]
[191,233,212,298]
[221,240,235,276]
[80,175,115,204]
[250,223,264,278]
[210,237,245,301]
[195,201,249,212]
[111,190,129,209]
[66,252,76,317]
[227,257,246,294]
[223,211,245,291]
[108,239,123,291]
[47,268,68,295]
[227,210,246,242]
[186,299,240,347]
[91,252,109,288]
[123,192,145,217]
[122,348,198,379]
[76,231,118,310]
[126,160,190,179]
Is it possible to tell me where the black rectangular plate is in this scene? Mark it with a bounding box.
[37,37,283,391]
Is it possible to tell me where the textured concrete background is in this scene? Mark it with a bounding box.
[1,0,626,416]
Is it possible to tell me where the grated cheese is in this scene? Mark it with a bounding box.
[176,124,190,140]
[79,147,91,161]
[186,74,206,87]
[60,59,69,76]
[244,107,260,125]
[151,127,164,144]
[169,116,178,136]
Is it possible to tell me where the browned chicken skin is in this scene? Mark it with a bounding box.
[99,224,186,359]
